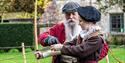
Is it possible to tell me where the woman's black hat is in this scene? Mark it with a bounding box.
[77,6,101,23]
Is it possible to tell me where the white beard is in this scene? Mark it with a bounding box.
[64,21,82,42]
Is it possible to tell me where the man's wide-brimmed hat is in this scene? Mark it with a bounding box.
[77,6,101,23]
[62,2,80,13]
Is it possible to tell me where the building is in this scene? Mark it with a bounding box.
[55,0,125,34]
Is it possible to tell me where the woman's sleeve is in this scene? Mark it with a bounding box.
[61,36,103,58]
[63,38,77,45]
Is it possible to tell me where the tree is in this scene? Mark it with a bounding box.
[0,0,11,22]
[39,0,61,24]
[9,0,35,13]
[97,0,124,12]
[0,0,52,18]
[0,0,11,13]
[10,0,52,13]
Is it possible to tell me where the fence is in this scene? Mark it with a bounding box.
[0,42,52,63]
[0,44,125,63]
[0,43,36,63]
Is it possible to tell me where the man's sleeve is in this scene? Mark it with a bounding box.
[61,36,103,58]
[38,24,58,46]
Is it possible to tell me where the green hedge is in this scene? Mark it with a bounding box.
[107,34,125,45]
[0,23,34,48]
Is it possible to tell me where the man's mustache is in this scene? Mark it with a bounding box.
[67,19,75,23]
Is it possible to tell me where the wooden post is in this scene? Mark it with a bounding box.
[34,0,38,50]
[22,43,27,63]
[34,0,41,63]
[106,55,109,63]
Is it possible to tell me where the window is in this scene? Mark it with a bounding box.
[110,13,124,32]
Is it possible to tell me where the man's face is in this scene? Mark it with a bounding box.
[65,12,79,26]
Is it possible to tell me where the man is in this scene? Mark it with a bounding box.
[37,2,82,63]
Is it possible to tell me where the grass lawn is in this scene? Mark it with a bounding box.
[99,48,125,63]
[0,48,125,63]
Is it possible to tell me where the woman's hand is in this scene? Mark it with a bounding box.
[51,50,61,56]
[51,44,63,51]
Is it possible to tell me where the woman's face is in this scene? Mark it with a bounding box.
[79,18,88,30]
[79,17,95,30]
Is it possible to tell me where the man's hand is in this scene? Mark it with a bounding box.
[44,36,59,46]
[35,50,61,59]
[34,50,52,59]
[51,44,63,51]
[34,50,43,59]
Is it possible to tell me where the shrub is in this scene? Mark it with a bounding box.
[25,48,32,52]
[108,34,125,45]
[0,50,4,53]
[8,49,19,53]
[0,23,34,49]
